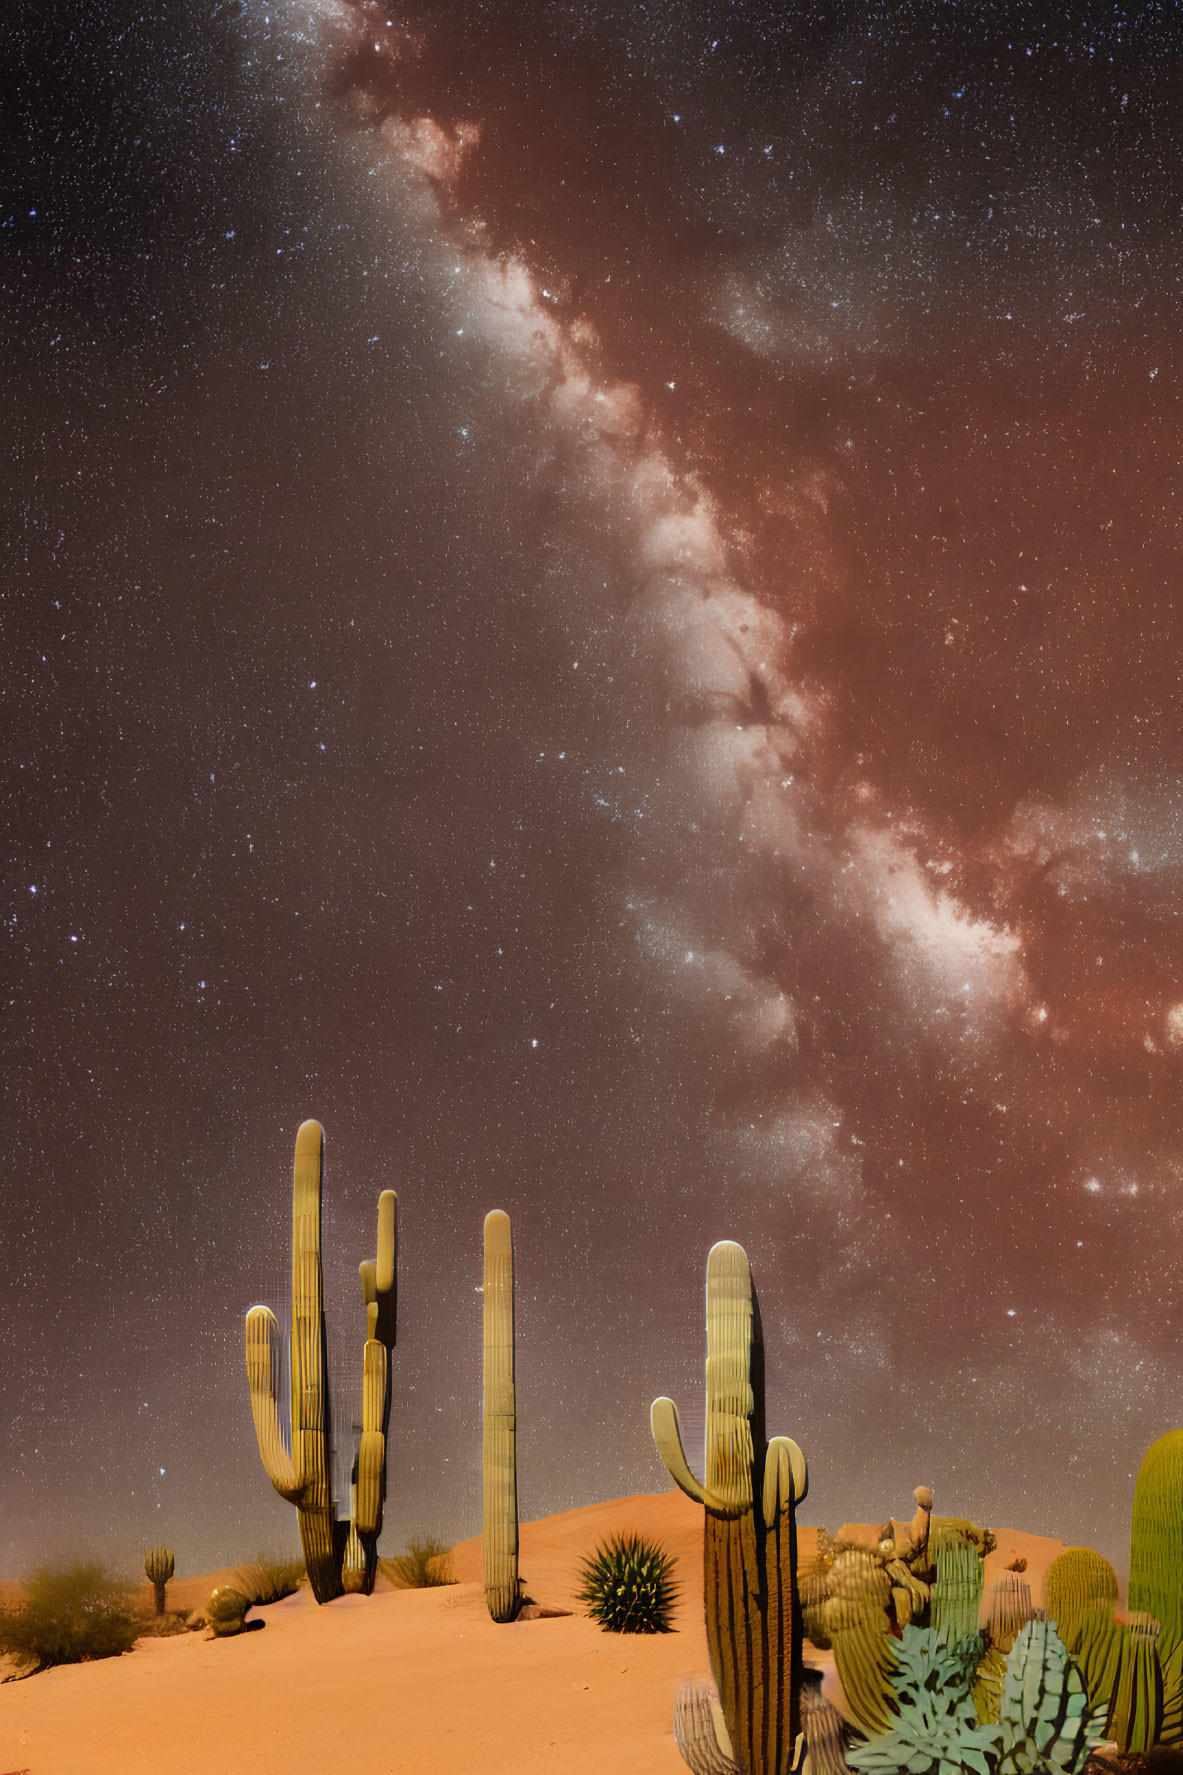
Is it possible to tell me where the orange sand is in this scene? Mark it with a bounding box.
[0,1492,1074,1775]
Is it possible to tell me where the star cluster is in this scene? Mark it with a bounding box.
[2,0,1182,1577]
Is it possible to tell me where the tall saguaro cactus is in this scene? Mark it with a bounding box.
[482,1208,520,1622]
[652,1240,808,1775]
[244,1119,397,1603]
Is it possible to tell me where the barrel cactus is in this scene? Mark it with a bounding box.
[206,1586,251,1638]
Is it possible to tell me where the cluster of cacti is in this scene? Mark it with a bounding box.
[652,1240,807,1775]
[1045,1530,1182,1755]
[244,1120,397,1603]
[577,1532,679,1634]
[806,1505,1013,1737]
[482,1208,520,1623]
[847,1620,1104,1775]
[143,1544,175,1616]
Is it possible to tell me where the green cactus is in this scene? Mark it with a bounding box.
[831,1613,899,1736]
[482,1208,519,1623]
[652,1240,807,1775]
[987,1573,1033,1656]
[995,1618,1106,1775]
[931,1535,986,1639]
[143,1545,175,1616]
[577,1532,679,1634]
[244,1119,397,1603]
[206,1586,250,1638]
[1075,1599,1125,1712]
[1130,1430,1183,1650]
[1045,1547,1118,1655]
[1107,1615,1164,1754]
[846,1626,999,1775]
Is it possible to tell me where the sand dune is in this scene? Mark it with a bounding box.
[0,1491,1076,1775]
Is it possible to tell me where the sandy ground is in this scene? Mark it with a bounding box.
[0,1492,1074,1775]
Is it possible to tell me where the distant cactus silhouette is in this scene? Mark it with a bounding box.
[245,1119,397,1602]
[143,1544,175,1616]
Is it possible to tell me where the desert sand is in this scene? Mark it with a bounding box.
[0,1491,1073,1775]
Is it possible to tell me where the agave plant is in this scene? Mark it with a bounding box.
[576,1532,679,1634]
[847,1626,1001,1775]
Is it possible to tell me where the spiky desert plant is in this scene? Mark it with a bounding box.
[143,1544,175,1616]
[482,1208,519,1622]
[846,1626,1000,1775]
[577,1532,679,1634]
[1046,1547,1119,1655]
[995,1618,1107,1775]
[652,1240,807,1775]
[244,1119,397,1603]
[207,1586,250,1638]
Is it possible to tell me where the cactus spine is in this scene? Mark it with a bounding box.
[244,1119,397,1603]
[144,1545,175,1615]
[652,1240,808,1775]
[482,1208,519,1622]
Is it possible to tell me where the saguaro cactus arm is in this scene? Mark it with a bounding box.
[764,1436,808,1523]
[245,1304,302,1500]
[652,1397,708,1505]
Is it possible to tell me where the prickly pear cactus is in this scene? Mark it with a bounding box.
[995,1618,1106,1775]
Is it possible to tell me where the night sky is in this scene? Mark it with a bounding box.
[4,0,1183,1583]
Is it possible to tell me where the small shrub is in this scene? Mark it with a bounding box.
[240,1552,306,1606]
[0,1560,138,1673]
[383,1534,456,1589]
[577,1532,679,1634]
